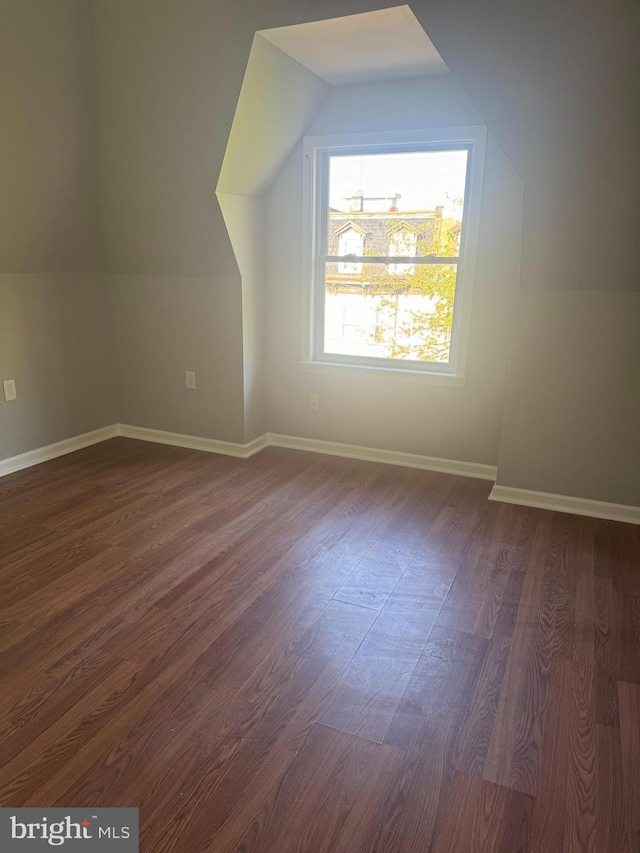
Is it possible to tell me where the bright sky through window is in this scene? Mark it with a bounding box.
[328,149,468,218]
[318,146,469,366]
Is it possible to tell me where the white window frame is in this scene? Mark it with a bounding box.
[300,127,487,385]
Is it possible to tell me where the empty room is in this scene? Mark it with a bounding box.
[1,1,639,850]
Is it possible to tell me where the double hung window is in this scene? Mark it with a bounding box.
[303,128,486,380]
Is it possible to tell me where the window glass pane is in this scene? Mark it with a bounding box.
[337,227,363,273]
[323,261,457,364]
[327,149,468,259]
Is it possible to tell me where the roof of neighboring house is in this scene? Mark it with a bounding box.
[333,221,369,236]
[330,209,442,220]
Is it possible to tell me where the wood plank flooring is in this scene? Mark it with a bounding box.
[1,437,639,851]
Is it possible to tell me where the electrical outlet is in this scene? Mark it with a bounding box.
[185,370,196,390]
[3,380,17,402]
[308,394,319,411]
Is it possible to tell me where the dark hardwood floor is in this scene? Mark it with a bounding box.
[1,437,639,851]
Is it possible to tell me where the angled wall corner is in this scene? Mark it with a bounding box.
[219,7,526,463]
[0,0,116,462]
[217,33,331,442]
[265,78,524,467]
[254,10,524,471]
[217,34,330,200]
[402,1,640,508]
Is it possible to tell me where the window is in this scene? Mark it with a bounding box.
[302,128,486,381]
[387,226,418,275]
[337,226,364,274]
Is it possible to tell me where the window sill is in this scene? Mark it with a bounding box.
[298,361,466,386]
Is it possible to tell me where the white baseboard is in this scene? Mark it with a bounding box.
[0,423,495,481]
[0,425,119,478]
[116,423,268,459]
[266,433,497,481]
[117,426,495,478]
[4,425,637,525]
[489,484,640,525]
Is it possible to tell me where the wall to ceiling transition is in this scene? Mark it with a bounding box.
[1,0,638,510]
[217,34,330,442]
[0,0,115,461]
[425,0,640,506]
[92,0,247,442]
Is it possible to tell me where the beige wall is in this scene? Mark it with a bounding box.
[92,0,247,278]
[93,0,259,441]
[3,0,638,508]
[217,35,330,441]
[217,195,268,442]
[92,0,638,505]
[106,274,244,442]
[405,0,640,505]
[0,0,102,272]
[0,0,114,461]
[496,289,640,506]
[0,274,114,458]
[265,77,523,465]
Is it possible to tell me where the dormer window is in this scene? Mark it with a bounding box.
[387,225,419,274]
[336,225,365,273]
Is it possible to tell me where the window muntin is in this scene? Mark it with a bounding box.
[308,135,482,377]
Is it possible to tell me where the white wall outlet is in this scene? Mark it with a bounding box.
[2,380,17,402]
[185,370,196,390]
[308,394,319,411]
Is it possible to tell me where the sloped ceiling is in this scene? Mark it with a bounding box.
[217,7,450,200]
[216,34,330,198]
[260,6,449,86]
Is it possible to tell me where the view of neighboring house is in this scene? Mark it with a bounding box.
[324,193,461,363]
